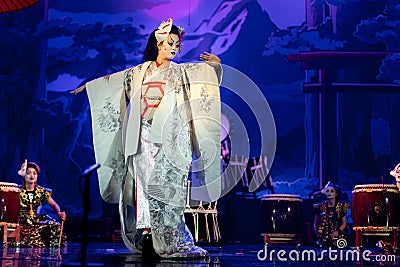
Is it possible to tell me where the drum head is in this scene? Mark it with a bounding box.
[261,194,302,202]
[353,183,399,194]
[0,182,20,192]
[0,182,19,187]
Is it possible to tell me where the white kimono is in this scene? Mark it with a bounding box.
[86,61,221,257]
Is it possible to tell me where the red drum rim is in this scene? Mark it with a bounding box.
[261,194,303,202]
[0,182,21,192]
[353,184,399,194]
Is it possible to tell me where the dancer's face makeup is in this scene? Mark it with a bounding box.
[158,34,181,60]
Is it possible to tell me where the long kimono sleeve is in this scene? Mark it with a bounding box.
[185,63,222,202]
[149,62,222,202]
[86,70,127,204]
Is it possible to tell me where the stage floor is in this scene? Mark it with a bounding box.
[0,241,399,266]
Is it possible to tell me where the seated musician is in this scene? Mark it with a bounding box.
[313,182,349,247]
[17,161,67,247]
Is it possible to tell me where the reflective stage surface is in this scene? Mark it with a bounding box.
[0,242,399,266]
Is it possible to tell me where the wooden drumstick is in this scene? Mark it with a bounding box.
[58,220,64,248]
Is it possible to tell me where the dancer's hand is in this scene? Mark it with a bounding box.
[70,85,86,95]
[200,52,221,65]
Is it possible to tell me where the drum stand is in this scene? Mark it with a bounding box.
[0,222,20,247]
[184,180,222,245]
[261,233,302,248]
[353,226,399,252]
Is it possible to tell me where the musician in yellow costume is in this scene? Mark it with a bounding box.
[18,161,67,247]
[313,182,349,247]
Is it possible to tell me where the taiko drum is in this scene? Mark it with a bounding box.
[0,182,21,223]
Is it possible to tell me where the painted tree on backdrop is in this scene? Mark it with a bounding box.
[0,7,45,182]
[264,0,347,183]
[264,0,348,56]
[0,12,145,215]
[41,17,145,82]
[264,0,391,185]
[354,0,400,81]
[354,0,400,174]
